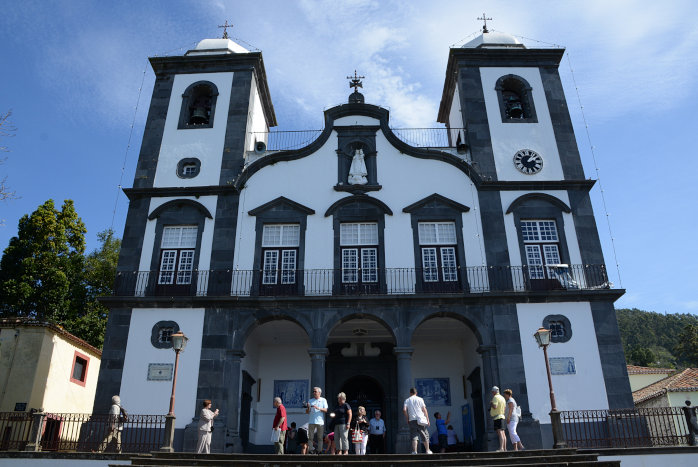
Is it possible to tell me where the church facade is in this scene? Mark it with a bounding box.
[95,30,632,452]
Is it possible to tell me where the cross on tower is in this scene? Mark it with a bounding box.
[218,20,233,39]
[347,70,365,93]
[477,13,492,33]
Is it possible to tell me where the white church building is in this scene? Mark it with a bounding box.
[95,27,632,452]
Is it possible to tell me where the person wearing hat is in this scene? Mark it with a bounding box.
[490,386,506,451]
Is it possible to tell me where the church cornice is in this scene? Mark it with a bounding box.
[123,185,238,200]
[478,179,596,191]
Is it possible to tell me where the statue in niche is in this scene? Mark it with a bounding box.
[348,148,368,185]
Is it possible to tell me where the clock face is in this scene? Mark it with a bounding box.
[513,149,543,175]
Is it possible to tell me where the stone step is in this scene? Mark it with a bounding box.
[111,450,620,467]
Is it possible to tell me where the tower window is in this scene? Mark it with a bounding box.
[178,81,219,129]
[542,315,572,343]
[177,158,201,178]
[495,75,537,123]
[151,321,181,349]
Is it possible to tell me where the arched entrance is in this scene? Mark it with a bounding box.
[325,318,397,452]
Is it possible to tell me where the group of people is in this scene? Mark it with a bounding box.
[490,386,525,452]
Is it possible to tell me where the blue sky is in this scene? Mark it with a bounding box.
[1,0,696,314]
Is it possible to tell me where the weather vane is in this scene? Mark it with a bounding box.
[218,20,233,39]
[347,70,365,93]
[477,13,492,33]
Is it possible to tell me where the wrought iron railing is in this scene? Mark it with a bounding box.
[0,412,166,453]
[0,412,33,451]
[248,128,468,152]
[112,264,611,297]
[560,408,691,448]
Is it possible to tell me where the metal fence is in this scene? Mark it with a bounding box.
[561,407,691,448]
[112,264,611,297]
[0,412,166,453]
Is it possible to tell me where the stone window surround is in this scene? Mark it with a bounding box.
[69,350,90,387]
[151,320,181,349]
[176,158,201,179]
[542,314,572,343]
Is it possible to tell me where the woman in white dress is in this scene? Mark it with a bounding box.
[503,389,524,451]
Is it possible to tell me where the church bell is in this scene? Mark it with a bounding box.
[190,106,209,124]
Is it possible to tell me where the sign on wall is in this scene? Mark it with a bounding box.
[147,363,174,381]
[273,379,309,408]
[549,357,576,375]
[415,378,451,406]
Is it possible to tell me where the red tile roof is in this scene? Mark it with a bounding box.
[627,365,676,375]
[633,368,698,404]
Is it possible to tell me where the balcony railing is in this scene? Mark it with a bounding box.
[112,264,611,298]
[0,412,166,453]
[248,128,468,152]
[561,407,692,448]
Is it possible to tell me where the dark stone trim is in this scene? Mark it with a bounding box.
[505,193,571,214]
[236,102,483,189]
[150,320,180,349]
[567,190,605,266]
[589,301,633,408]
[93,307,132,414]
[148,199,213,220]
[403,193,470,213]
[248,196,314,216]
[539,67,585,180]
[478,191,510,267]
[324,194,393,217]
[334,184,382,193]
[124,186,238,200]
[176,158,201,179]
[508,199,572,270]
[209,193,239,273]
[479,180,595,191]
[116,197,151,272]
[494,74,538,123]
[542,314,572,343]
[149,52,276,127]
[177,80,219,130]
[438,48,565,122]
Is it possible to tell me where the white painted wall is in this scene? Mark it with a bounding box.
[516,302,608,424]
[120,308,205,429]
[500,190,581,267]
[480,67,565,181]
[153,72,234,188]
[599,453,698,467]
[233,128,486,274]
[245,75,270,152]
[334,115,381,126]
[449,84,464,130]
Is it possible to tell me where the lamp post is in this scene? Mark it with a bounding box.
[160,331,188,452]
[533,327,567,449]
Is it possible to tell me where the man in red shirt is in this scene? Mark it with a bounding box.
[272,397,288,454]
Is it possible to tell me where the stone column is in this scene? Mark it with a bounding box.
[394,346,414,454]
[477,344,499,451]
[223,349,245,453]
[308,348,329,392]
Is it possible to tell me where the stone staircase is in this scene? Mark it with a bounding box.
[113,448,620,467]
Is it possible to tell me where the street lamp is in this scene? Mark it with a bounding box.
[161,331,188,452]
[533,327,567,449]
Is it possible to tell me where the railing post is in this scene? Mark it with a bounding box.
[24,410,46,452]
[550,409,567,449]
[160,414,176,452]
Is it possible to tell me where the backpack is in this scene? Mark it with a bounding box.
[119,406,129,423]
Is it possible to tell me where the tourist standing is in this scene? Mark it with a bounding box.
[305,387,328,454]
[434,411,450,452]
[332,392,352,455]
[403,387,432,454]
[368,409,386,453]
[272,397,288,454]
[503,389,524,451]
[197,399,219,454]
[490,386,506,451]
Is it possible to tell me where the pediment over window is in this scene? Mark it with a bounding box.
[505,193,571,214]
[248,196,315,216]
[148,199,213,220]
[324,194,393,217]
[402,193,470,214]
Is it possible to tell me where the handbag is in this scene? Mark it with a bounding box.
[351,420,363,443]
[271,428,281,443]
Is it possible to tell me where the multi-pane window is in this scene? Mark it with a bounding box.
[159,226,197,284]
[549,321,565,339]
[261,224,299,285]
[340,223,378,283]
[158,327,174,344]
[418,222,458,282]
[521,220,561,279]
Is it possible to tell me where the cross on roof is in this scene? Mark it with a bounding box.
[347,70,365,93]
[477,13,492,33]
[218,20,233,39]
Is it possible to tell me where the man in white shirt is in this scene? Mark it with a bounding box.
[368,409,386,453]
[305,387,328,453]
[403,387,432,454]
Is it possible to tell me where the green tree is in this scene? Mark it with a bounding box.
[628,346,655,367]
[0,199,86,322]
[674,324,698,367]
[63,229,121,348]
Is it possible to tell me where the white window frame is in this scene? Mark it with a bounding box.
[340,223,379,284]
[261,224,300,286]
[522,220,561,279]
